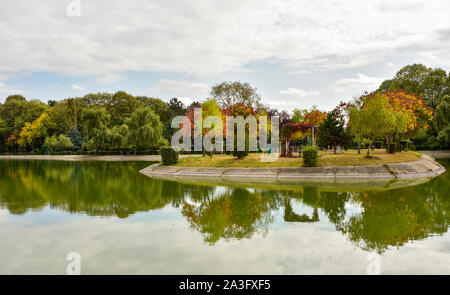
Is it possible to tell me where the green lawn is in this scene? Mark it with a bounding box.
[175,149,422,167]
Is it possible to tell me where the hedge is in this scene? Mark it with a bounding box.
[386,143,399,154]
[160,146,179,165]
[302,145,318,167]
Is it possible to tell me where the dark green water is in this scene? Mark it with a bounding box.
[0,159,449,274]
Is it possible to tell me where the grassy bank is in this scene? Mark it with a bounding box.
[176,149,422,167]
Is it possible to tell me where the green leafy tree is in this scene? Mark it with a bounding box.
[434,95,450,148]
[292,108,308,123]
[347,97,365,154]
[125,107,163,151]
[0,118,8,152]
[359,94,397,157]
[107,91,139,126]
[43,135,74,152]
[210,81,261,109]
[80,108,111,151]
[107,125,129,150]
[201,99,223,157]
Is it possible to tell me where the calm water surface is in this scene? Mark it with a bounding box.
[0,159,449,274]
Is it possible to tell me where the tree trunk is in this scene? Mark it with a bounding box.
[366,138,374,158]
[357,135,363,154]
[333,145,337,154]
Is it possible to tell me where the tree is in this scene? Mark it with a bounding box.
[223,104,255,159]
[107,91,139,126]
[210,81,261,109]
[364,91,432,146]
[358,94,397,157]
[317,110,347,153]
[107,125,129,150]
[125,107,163,151]
[378,64,449,108]
[292,109,308,123]
[80,108,110,151]
[201,99,222,157]
[0,96,49,135]
[347,97,365,154]
[302,108,327,126]
[18,113,55,150]
[162,98,187,140]
[434,95,450,148]
[43,135,74,152]
[0,118,8,152]
[68,127,83,151]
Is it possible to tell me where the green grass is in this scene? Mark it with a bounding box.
[175,149,422,167]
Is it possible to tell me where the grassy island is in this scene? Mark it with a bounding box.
[175,149,422,168]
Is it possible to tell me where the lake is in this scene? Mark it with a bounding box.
[0,159,449,274]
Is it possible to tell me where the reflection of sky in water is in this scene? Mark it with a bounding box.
[1,203,449,275]
[0,160,449,274]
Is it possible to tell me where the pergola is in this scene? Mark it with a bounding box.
[281,122,318,157]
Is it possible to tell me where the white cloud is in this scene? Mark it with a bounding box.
[0,82,26,95]
[150,79,208,98]
[71,84,85,91]
[268,88,320,111]
[97,73,124,84]
[279,88,319,97]
[0,0,448,76]
[330,74,384,93]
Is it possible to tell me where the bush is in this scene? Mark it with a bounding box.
[386,143,399,154]
[160,146,178,165]
[302,146,318,167]
[232,136,249,159]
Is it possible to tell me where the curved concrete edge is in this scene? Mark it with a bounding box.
[139,154,446,181]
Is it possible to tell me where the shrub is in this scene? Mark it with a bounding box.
[232,136,249,159]
[386,143,399,154]
[160,146,178,165]
[302,145,318,167]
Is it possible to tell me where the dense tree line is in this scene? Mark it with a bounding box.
[0,92,187,153]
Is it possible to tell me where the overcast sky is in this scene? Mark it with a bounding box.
[0,0,449,111]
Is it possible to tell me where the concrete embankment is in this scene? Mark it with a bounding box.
[139,154,446,182]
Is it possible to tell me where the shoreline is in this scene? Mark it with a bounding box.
[139,154,446,182]
[0,154,200,162]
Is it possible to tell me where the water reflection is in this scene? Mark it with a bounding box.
[0,159,448,253]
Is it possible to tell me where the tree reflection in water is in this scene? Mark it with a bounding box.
[0,159,448,253]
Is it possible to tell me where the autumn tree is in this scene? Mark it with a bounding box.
[18,113,55,150]
[378,64,449,108]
